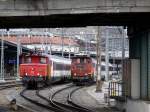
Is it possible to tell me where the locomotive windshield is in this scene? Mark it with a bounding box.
[25,57,31,63]
[22,56,47,64]
[72,57,91,64]
[40,57,47,64]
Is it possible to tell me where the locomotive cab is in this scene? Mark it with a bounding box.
[20,53,71,88]
[20,54,50,87]
[71,55,95,83]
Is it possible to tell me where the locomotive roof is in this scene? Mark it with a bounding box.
[21,53,71,65]
[20,53,46,57]
[72,55,91,58]
[42,53,71,65]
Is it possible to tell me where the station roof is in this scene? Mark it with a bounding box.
[0,39,32,55]
[1,36,78,46]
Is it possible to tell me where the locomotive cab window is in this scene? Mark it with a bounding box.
[40,57,47,64]
[87,59,91,63]
[72,59,76,63]
[25,57,31,63]
[84,58,87,63]
[77,58,80,63]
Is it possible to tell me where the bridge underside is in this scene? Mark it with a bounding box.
[1,12,150,28]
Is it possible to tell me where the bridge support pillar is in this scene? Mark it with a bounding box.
[128,26,150,100]
[124,26,150,112]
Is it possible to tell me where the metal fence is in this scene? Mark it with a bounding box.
[108,81,127,102]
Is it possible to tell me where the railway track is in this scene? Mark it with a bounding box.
[49,84,78,112]
[68,87,94,112]
[20,83,73,112]
[49,84,94,112]
[20,83,94,112]
[20,88,64,112]
[0,81,22,90]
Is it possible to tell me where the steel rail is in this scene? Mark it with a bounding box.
[36,83,79,112]
[50,84,94,112]
[49,84,77,112]
[36,87,67,112]
[20,88,64,112]
[67,87,94,112]
[20,83,94,112]
[0,80,21,85]
[0,83,22,90]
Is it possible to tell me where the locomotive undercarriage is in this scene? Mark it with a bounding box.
[22,76,47,89]
[72,75,94,85]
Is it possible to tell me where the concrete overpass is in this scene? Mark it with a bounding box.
[0,1,150,112]
[0,0,150,28]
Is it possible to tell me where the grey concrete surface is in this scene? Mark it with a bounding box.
[0,0,149,28]
[0,0,150,16]
[0,87,30,112]
[72,85,120,112]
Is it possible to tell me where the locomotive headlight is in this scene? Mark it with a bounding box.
[85,73,88,76]
[37,73,39,76]
[74,73,76,76]
[25,73,28,76]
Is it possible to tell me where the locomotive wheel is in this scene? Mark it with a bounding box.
[45,77,51,86]
[45,80,51,86]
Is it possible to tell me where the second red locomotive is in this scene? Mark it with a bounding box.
[71,54,95,83]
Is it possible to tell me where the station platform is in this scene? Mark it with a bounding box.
[0,78,21,85]
[86,82,109,105]
[86,82,120,111]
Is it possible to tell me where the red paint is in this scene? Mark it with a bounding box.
[71,57,95,78]
[19,54,49,78]
[20,64,47,77]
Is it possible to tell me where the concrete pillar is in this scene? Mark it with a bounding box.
[131,59,140,99]
[128,26,148,100]
[148,31,150,99]
[140,33,148,99]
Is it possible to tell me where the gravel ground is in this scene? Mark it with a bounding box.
[14,83,72,112]
[52,86,76,104]
[0,86,29,112]
[5,83,121,112]
[21,90,52,112]
[40,83,121,112]
[39,83,73,99]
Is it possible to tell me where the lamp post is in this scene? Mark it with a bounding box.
[48,29,52,55]
[69,36,71,59]
[96,26,102,92]
[0,30,5,82]
[61,28,64,57]
[121,27,125,80]
[45,28,48,54]
[105,27,109,81]
[16,34,21,81]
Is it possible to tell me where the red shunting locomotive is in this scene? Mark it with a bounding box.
[71,54,95,83]
[19,53,71,87]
